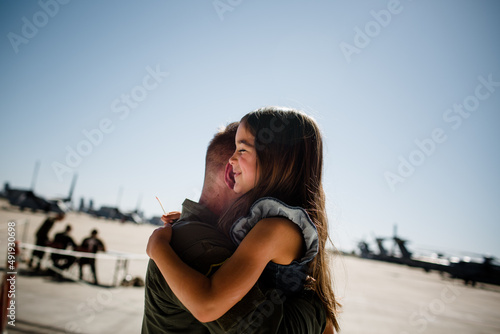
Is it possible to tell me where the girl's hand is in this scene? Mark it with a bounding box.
[161,211,181,224]
[146,224,173,259]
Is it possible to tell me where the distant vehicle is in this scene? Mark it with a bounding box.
[448,256,500,286]
[2,161,77,213]
[92,206,125,220]
[2,174,76,214]
[122,211,144,224]
[358,225,500,286]
[91,206,144,224]
[149,216,163,226]
[3,185,53,212]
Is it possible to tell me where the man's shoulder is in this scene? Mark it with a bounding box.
[169,219,236,275]
[171,220,229,245]
[180,199,218,226]
[173,220,218,230]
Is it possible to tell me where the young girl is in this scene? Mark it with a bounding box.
[147,107,340,332]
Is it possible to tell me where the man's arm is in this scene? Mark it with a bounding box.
[69,236,77,249]
[98,239,106,252]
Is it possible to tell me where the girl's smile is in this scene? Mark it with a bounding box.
[229,122,259,194]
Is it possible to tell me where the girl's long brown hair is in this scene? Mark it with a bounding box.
[219,106,340,331]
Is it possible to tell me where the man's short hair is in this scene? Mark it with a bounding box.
[205,122,239,177]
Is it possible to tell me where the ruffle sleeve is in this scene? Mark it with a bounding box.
[230,197,318,265]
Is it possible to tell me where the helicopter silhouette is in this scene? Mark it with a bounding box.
[2,162,76,214]
[358,225,500,286]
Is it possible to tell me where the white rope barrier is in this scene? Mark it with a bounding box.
[19,243,149,260]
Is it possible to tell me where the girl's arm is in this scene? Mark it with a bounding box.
[146,217,303,322]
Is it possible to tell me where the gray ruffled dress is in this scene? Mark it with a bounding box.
[230,197,319,295]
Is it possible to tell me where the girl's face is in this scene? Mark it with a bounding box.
[229,123,259,194]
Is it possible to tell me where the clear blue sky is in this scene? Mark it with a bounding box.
[1,0,499,257]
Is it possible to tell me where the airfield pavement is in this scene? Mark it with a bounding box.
[1,203,500,333]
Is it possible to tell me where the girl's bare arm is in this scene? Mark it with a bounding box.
[147,217,303,322]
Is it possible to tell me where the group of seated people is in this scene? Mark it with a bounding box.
[39,225,106,285]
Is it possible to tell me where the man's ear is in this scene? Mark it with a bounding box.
[224,162,235,190]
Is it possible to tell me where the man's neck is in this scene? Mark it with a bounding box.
[198,191,224,217]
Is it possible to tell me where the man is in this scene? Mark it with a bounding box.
[79,229,106,285]
[142,123,326,333]
[51,224,77,273]
[29,212,65,271]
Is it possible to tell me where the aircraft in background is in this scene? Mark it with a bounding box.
[90,205,144,224]
[358,225,500,287]
[447,255,500,287]
[88,191,145,224]
[2,173,77,214]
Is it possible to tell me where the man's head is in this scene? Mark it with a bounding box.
[204,122,239,188]
[200,122,240,216]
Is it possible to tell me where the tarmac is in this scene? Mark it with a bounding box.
[1,204,500,333]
